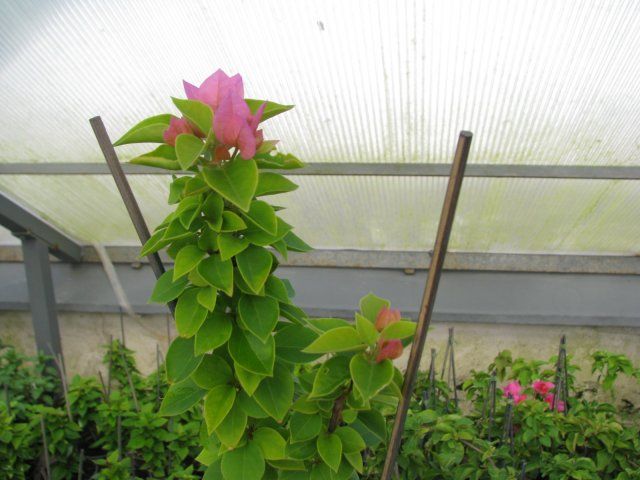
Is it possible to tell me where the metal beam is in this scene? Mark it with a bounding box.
[0,192,82,262]
[0,246,639,275]
[20,236,62,358]
[1,162,640,180]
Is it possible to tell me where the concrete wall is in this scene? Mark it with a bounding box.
[2,310,639,404]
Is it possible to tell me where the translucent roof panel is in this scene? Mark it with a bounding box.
[0,1,639,255]
[1,175,639,255]
[0,0,639,167]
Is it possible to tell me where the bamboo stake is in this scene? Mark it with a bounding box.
[77,449,84,480]
[116,414,122,461]
[120,351,140,412]
[53,352,72,421]
[97,370,109,403]
[40,417,51,480]
[381,132,472,479]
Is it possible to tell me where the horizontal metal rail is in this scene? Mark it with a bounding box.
[2,162,640,179]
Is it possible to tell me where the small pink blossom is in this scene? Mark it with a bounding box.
[375,307,401,332]
[503,381,523,399]
[163,117,194,146]
[544,394,565,412]
[512,393,527,405]
[376,339,403,363]
[183,69,244,112]
[533,380,555,396]
[213,92,264,159]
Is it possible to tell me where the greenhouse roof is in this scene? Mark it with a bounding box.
[1,0,639,256]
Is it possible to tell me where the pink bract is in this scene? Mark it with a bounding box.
[533,380,555,396]
[214,92,265,159]
[544,394,565,412]
[163,117,194,146]
[503,381,523,399]
[376,339,403,363]
[374,307,401,332]
[183,69,244,112]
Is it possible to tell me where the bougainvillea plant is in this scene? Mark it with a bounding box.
[114,69,415,479]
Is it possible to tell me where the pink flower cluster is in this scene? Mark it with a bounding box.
[503,379,565,412]
[164,69,266,161]
[374,307,404,363]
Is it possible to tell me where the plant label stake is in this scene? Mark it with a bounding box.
[381,131,472,479]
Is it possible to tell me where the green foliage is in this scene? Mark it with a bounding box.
[362,349,640,480]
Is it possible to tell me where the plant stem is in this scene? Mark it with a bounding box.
[329,382,353,433]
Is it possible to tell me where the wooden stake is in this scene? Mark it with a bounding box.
[40,417,51,480]
[381,132,472,479]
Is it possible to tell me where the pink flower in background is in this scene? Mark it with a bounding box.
[544,394,565,412]
[503,381,523,399]
[214,92,265,159]
[376,339,403,363]
[183,69,244,111]
[375,307,401,332]
[163,117,195,146]
[533,380,555,396]
[512,393,527,404]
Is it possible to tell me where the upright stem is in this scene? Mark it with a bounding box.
[328,382,352,433]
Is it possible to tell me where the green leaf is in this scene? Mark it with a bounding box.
[349,353,393,401]
[238,295,279,342]
[149,269,188,303]
[217,233,249,261]
[140,228,170,257]
[159,377,206,416]
[204,384,236,433]
[256,172,298,196]
[169,176,189,204]
[317,433,342,472]
[130,144,180,170]
[289,412,322,443]
[241,200,277,235]
[275,325,321,364]
[286,440,317,461]
[176,133,205,169]
[243,217,292,246]
[236,246,273,294]
[173,244,206,280]
[302,327,366,354]
[309,318,351,331]
[166,336,203,383]
[359,293,390,323]
[202,159,258,212]
[234,268,266,296]
[253,427,286,460]
[176,288,208,337]
[172,97,213,134]
[195,312,233,355]
[355,313,379,346]
[202,193,225,230]
[283,231,312,252]
[237,390,269,418]
[196,286,218,311]
[235,363,264,395]
[255,151,305,170]
[310,356,351,399]
[265,276,290,304]
[198,255,234,296]
[253,363,294,422]
[113,114,172,146]
[220,442,264,480]
[184,174,209,196]
[245,99,293,121]
[350,410,386,447]
[228,327,275,376]
[334,427,365,454]
[344,451,363,473]
[220,211,247,232]
[191,353,232,390]
[215,401,247,447]
[380,320,416,340]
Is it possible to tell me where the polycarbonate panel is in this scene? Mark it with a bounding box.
[1,0,640,167]
[1,175,639,255]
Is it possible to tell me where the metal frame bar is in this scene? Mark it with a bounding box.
[20,236,62,358]
[382,131,472,478]
[0,246,638,275]
[2,162,640,180]
[0,192,82,262]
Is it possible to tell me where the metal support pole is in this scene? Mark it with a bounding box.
[20,236,62,358]
[89,116,175,315]
[381,131,472,479]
